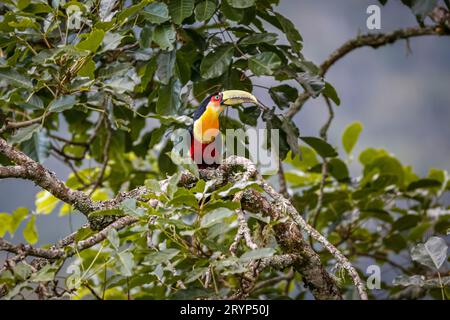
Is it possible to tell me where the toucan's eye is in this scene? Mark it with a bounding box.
[214,95,220,101]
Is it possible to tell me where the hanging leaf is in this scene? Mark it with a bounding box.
[322,82,341,106]
[301,137,337,158]
[200,45,234,79]
[23,215,38,244]
[47,95,77,113]
[240,33,278,45]
[144,249,180,265]
[269,84,298,109]
[411,236,448,270]
[142,2,170,24]
[226,0,255,9]
[76,29,105,53]
[21,131,51,163]
[107,228,120,250]
[152,24,176,51]
[8,123,40,144]
[156,50,176,85]
[239,248,275,262]
[200,207,234,228]
[0,69,33,89]
[342,121,363,154]
[274,12,302,53]
[248,52,282,76]
[156,78,181,115]
[194,1,216,21]
[116,251,135,276]
[168,0,194,24]
[9,207,28,235]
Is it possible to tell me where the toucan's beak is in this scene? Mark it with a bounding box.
[221,90,258,106]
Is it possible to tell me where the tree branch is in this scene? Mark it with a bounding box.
[285,25,449,120]
[320,26,448,77]
[0,137,98,215]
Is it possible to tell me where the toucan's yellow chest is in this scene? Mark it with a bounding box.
[193,107,221,144]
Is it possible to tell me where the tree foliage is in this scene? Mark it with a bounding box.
[0,0,449,300]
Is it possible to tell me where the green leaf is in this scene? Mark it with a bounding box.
[238,105,260,126]
[364,155,404,187]
[221,0,244,21]
[342,121,363,154]
[383,233,407,253]
[240,33,277,45]
[166,171,181,199]
[194,1,216,21]
[8,123,40,144]
[117,251,135,277]
[10,207,28,234]
[285,146,319,170]
[0,213,12,237]
[35,191,59,214]
[144,248,180,265]
[21,131,50,163]
[239,247,275,262]
[328,158,350,182]
[185,267,208,283]
[156,78,181,115]
[101,32,124,52]
[248,52,282,76]
[226,0,255,9]
[269,84,298,109]
[407,179,442,191]
[360,209,393,223]
[156,50,176,85]
[359,148,388,166]
[411,236,448,270]
[47,95,77,113]
[152,24,176,51]
[200,207,234,228]
[76,29,105,53]
[300,137,337,158]
[13,262,33,281]
[0,69,33,89]
[200,45,234,79]
[74,227,95,242]
[214,181,260,198]
[322,82,340,106]
[120,198,145,217]
[30,263,58,282]
[392,214,421,231]
[168,0,194,24]
[77,58,95,79]
[107,228,120,250]
[117,0,150,22]
[274,12,302,53]
[142,2,170,24]
[23,215,38,244]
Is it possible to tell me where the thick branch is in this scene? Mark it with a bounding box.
[241,189,342,300]
[286,25,449,120]
[0,137,98,215]
[257,180,368,300]
[0,216,138,262]
[320,26,448,77]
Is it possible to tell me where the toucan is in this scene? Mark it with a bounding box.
[190,90,258,168]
